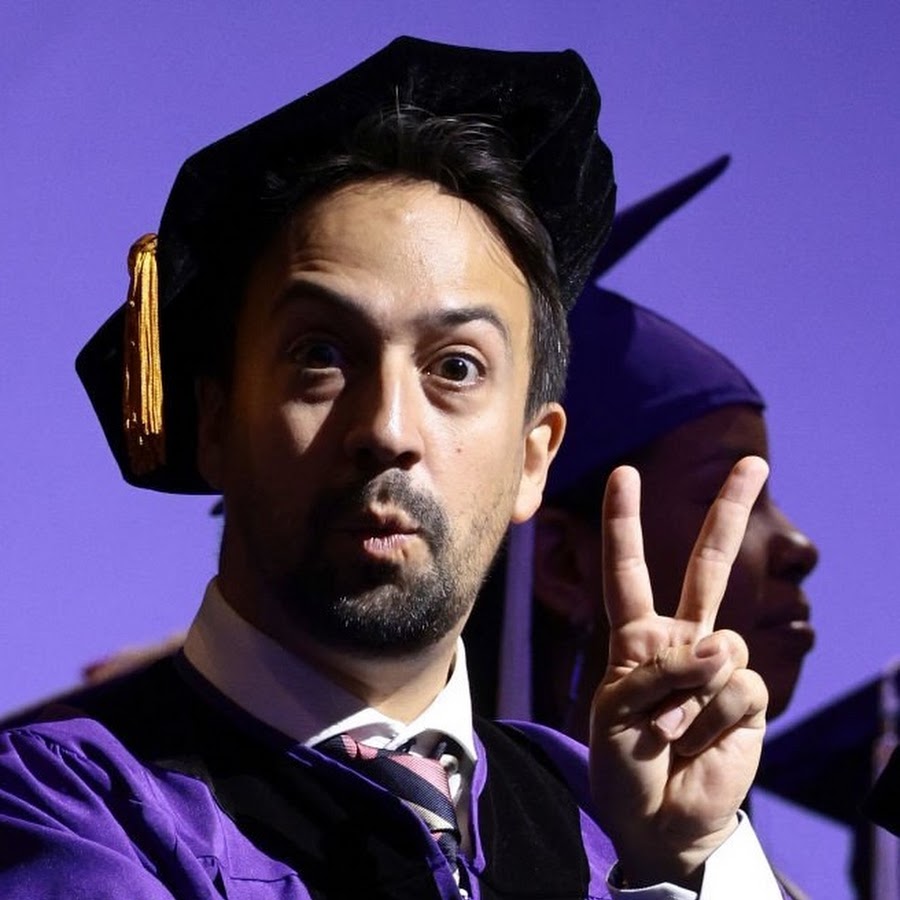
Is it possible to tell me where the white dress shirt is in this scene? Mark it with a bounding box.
[183,579,782,900]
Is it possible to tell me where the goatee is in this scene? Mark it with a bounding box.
[277,472,476,655]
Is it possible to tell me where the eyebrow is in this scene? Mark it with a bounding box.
[273,278,512,349]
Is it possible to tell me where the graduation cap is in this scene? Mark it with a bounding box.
[544,154,765,501]
[758,667,900,825]
[465,155,749,717]
[755,665,900,898]
[75,35,615,495]
[866,745,900,838]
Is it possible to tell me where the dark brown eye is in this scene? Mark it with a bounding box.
[291,340,344,370]
[432,354,482,385]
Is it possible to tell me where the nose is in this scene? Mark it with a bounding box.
[343,360,425,473]
[767,508,819,584]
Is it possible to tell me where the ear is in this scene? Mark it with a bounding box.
[532,506,600,627]
[511,401,566,524]
[195,375,227,491]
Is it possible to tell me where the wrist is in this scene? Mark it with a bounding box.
[613,814,739,890]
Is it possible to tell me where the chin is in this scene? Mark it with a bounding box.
[762,676,801,721]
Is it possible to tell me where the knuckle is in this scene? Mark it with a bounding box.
[723,666,769,713]
[695,544,731,565]
[609,553,645,574]
[652,646,675,672]
[715,628,750,664]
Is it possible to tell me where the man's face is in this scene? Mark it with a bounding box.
[198,178,562,658]
[636,406,819,718]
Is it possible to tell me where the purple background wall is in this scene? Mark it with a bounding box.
[2,3,898,896]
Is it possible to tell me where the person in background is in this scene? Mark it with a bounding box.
[526,160,819,742]
[472,160,817,899]
[0,37,785,898]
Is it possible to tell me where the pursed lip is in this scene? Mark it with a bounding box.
[756,591,815,653]
[326,508,429,562]
[333,507,421,538]
[758,593,812,630]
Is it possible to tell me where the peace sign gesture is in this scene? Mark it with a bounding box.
[589,456,770,889]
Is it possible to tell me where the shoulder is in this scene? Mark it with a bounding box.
[0,711,206,831]
[0,655,219,820]
[0,690,236,873]
[2,714,150,786]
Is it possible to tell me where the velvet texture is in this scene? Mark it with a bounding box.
[76,35,615,494]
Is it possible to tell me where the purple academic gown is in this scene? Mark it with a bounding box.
[0,655,617,898]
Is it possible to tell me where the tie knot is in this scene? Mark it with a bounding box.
[317,732,461,870]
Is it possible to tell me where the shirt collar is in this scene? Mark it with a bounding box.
[182,579,477,764]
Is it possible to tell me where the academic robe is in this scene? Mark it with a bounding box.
[0,654,618,899]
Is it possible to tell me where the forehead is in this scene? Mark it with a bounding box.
[243,177,533,335]
[641,405,769,474]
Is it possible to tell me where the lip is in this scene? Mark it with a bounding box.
[758,594,816,650]
[330,508,423,561]
[759,619,816,657]
[758,590,811,629]
[336,507,420,537]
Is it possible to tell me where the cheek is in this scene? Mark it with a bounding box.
[640,511,699,617]
[711,518,771,633]
[441,405,524,472]
[429,414,525,523]
[224,397,329,482]
[726,524,769,600]
[715,559,763,634]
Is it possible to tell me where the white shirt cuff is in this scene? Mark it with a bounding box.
[607,812,783,900]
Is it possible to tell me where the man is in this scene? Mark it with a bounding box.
[0,37,780,898]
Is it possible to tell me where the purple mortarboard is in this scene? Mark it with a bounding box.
[867,746,900,838]
[545,155,764,500]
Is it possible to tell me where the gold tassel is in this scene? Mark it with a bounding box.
[122,233,165,475]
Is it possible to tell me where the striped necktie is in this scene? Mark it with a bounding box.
[317,733,461,871]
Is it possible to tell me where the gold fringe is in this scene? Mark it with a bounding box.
[122,233,165,475]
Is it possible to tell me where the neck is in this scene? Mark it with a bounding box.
[290,630,461,722]
[218,573,463,723]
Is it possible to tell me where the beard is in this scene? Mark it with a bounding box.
[259,471,502,656]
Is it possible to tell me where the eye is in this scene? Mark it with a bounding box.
[289,339,345,371]
[428,353,483,386]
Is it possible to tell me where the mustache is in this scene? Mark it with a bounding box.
[309,471,449,554]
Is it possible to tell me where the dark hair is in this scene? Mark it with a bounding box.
[208,106,569,418]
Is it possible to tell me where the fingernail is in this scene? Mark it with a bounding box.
[694,637,721,659]
[654,705,685,737]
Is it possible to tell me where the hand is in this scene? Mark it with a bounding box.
[589,457,770,889]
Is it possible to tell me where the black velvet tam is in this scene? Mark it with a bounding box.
[76,35,615,494]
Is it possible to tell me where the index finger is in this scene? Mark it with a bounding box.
[676,455,769,630]
[602,465,656,629]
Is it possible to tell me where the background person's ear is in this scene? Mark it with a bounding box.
[532,506,601,628]
[511,402,566,524]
